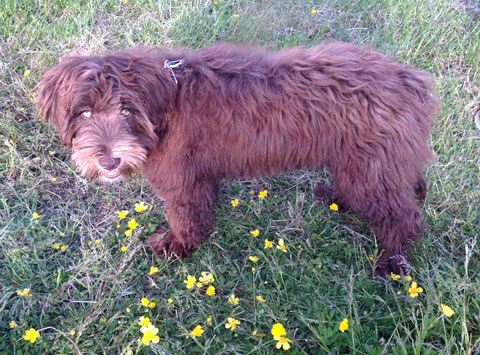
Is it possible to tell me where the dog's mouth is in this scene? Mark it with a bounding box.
[102,169,122,179]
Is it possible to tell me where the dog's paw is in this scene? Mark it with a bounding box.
[375,253,411,276]
[148,228,191,259]
[313,185,346,210]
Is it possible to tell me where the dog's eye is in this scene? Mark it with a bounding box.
[120,108,130,116]
[81,110,91,119]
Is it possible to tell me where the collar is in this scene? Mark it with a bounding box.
[164,59,184,85]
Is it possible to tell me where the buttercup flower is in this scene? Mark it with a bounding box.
[233,13,239,18]
[311,9,317,14]
[391,272,401,281]
[252,267,256,273]
[271,323,286,339]
[369,254,374,261]
[121,246,127,252]
[264,239,273,249]
[117,210,128,219]
[24,70,31,77]
[276,336,292,350]
[48,150,56,155]
[58,232,64,237]
[405,275,412,281]
[135,202,148,212]
[17,288,31,297]
[256,295,266,303]
[329,203,339,211]
[225,317,240,331]
[138,316,152,327]
[441,304,455,317]
[199,272,215,285]
[50,177,57,182]
[250,190,255,195]
[231,199,239,207]
[206,285,216,296]
[32,212,40,219]
[95,239,101,244]
[124,229,133,237]
[148,302,156,309]
[253,329,266,338]
[141,297,150,307]
[249,256,259,262]
[184,275,196,289]
[128,218,139,230]
[408,281,423,298]
[70,330,76,336]
[53,242,61,250]
[258,190,268,199]
[228,294,239,305]
[276,239,287,252]
[60,245,68,251]
[140,325,160,346]
[206,316,213,325]
[250,229,260,237]
[339,318,349,332]
[149,266,159,275]
[10,321,17,328]
[190,325,204,338]
[168,298,173,304]
[24,328,40,343]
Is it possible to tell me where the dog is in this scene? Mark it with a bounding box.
[36,42,438,275]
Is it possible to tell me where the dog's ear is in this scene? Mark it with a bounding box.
[36,56,79,146]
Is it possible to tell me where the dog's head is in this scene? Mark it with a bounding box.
[36,49,177,183]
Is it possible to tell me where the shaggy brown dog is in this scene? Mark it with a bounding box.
[36,42,438,274]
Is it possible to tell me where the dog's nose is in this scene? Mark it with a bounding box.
[98,157,121,170]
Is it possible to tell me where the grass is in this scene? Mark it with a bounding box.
[0,0,479,353]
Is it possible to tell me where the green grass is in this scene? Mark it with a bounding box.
[1,0,479,353]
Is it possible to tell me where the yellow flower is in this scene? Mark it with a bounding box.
[60,245,68,251]
[24,328,40,343]
[138,316,152,327]
[225,317,240,331]
[199,272,215,285]
[168,298,173,304]
[206,285,216,296]
[126,308,130,313]
[405,275,412,281]
[231,199,239,207]
[311,9,317,14]
[249,256,259,262]
[228,294,239,305]
[24,70,31,77]
[148,302,156,309]
[264,239,273,249]
[53,242,61,250]
[95,239,101,244]
[58,232,64,237]
[276,336,292,350]
[18,7,23,11]
[256,295,266,303]
[32,212,41,219]
[149,266,159,275]
[117,210,128,219]
[441,304,455,317]
[88,241,93,246]
[249,190,255,195]
[408,281,423,298]
[252,267,256,273]
[330,203,339,211]
[250,229,260,237]
[135,202,148,212]
[190,325,204,338]
[124,229,133,237]
[339,318,349,332]
[233,13,239,18]
[206,316,213,325]
[140,325,160,346]
[141,297,150,307]
[184,275,196,289]
[127,218,139,230]
[17,288,31,297]
[271,323,286,339]
[391,272,401,281]
[369,254,374,261]
[258,190,268,199]
[50,177,57,182]
[48,150,56,155]
[276,239,287,252]
[70,330,75,336]
[10,321,17,328]
[121,246,127,252]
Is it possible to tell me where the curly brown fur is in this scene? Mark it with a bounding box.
[36,42,439,275]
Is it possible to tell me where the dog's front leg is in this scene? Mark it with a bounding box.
[148,179,218,259]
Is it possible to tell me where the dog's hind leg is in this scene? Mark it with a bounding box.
[313,184,348,211]
[148,179,218,259]
[414,175,427,201]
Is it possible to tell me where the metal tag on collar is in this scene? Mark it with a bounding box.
[164,59,184,85]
